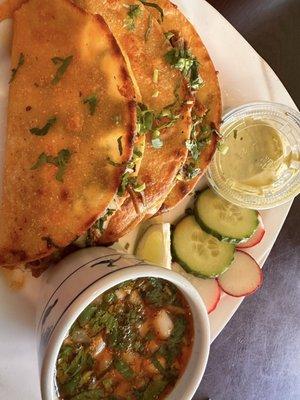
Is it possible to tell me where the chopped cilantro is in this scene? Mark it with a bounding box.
[151,137,163,149]
[164,31,175,41]
[31,149,71,182]
[83,95,99,115]
[185,137,209,161]
[137,103,179,148]
[137,103,155,135]
[114,358,134,380]
[65,348,93,378]
[51,55,73,85]
[89,309,118,336]
[165,47,203,91]
[141,380,168,399]
[126,4,142,30]
[144,14,152,42]
[181,162,201,180]
[139,0,164,21]
[133,148,143,158]
[133,182,146,192]
[78,304,97,328]
[9,53,25,83]
[94,208,115,233]
[117,171,145,197]
[107,157,125,167]
[151,354,165,375]
[41,236,60,249]
[71,389,104,400]
[29,116,57,136]
[117,136,123,156]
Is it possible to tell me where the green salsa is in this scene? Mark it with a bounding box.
[55,278,194,400]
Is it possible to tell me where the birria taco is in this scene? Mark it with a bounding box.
[0,0,137,267]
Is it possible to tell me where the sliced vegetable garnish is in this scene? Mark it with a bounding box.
[195,188,259,244]
[172,215,235,278]
[217,251,263,297]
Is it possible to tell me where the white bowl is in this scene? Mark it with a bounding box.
[36,247,210,400]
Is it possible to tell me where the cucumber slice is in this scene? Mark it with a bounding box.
[172,216,235,278]
[195,188,258,244]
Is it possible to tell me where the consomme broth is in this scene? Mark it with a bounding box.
[55,277,194,399]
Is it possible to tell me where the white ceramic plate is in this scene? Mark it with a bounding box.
[0,0,297,399]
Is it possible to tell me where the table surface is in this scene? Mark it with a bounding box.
[194,1,300,399]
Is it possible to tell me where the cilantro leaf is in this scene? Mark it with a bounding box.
[117,136,123,156]
[126,4,142,30]
[78,304,97,328]
[142,379,168,399]
[65,348,93,378]
[165,47,203,91]
[41,236,60,249]
[139,0,164,22]
[83,95,99,115]
[31,149,71,182]
[94,208,115,233]
[114,358,134,380]
[181,162,200,180]
[29,116,57,136]
[51,55,73,85]
[144,14,152,42]
[137,103,155,135]
[54,149,72,182]
[9,53,25,83]
[71,389,104,400]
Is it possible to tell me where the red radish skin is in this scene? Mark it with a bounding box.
[217,251,263,298]
[208,284,221,314]
[237,215,265,249]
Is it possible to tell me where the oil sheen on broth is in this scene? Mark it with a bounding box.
[55,278,194,399]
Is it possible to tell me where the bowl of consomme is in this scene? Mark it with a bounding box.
[38,247,210,400]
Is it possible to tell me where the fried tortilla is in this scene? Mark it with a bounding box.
[0,0,25,21]
[74,0,193,244]
[0,0,137,266]
[147,0,221,214]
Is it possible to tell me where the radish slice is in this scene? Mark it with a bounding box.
[172,263,221,313]
[217,251,263,297]
[237,215,265,249]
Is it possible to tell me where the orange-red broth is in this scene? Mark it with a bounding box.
[56,277,194,400]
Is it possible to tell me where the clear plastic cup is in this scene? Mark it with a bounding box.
[206,102,300,209]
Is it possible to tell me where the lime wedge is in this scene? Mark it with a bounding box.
[135,223,171,269]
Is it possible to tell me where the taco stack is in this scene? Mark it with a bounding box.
[0,0,221,274]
